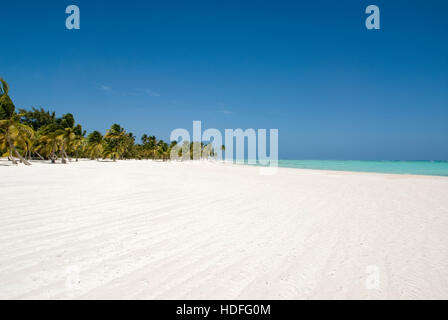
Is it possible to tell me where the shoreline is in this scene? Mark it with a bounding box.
[227,160,448,178]
[3,158,448,179]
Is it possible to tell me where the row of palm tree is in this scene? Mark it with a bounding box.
[0,78,220,165]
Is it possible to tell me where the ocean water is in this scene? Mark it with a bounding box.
[249,160,448,177]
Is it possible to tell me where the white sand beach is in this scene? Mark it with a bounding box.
[0,160,447,299]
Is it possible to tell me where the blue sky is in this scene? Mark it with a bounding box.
[1,0,447,160]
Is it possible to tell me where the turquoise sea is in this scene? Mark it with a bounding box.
[250,160,448,177]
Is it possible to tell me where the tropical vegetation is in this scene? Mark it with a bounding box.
[0,78,219,165]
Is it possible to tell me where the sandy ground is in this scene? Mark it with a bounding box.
[0,159,447,300]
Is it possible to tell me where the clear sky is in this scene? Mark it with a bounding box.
[1,0,447,160]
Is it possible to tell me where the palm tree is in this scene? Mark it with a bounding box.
[122,132,136,159]
[202,143,214,159]
[154,140,170,161]
[105,124,125,140]
[58,114,77,163]
[221,144,225,160]
[140,134,157,159]
[87,131,103,160]
[71,124,86,161]
[147,136,157,160]
[39,124,64,163]
[141,134,148,145]
[156,145,168,161]
[15,127,34,160]
[0,78,34,165]
[103,143,123,161]
[104,124,125,161]
[31,132,46,160]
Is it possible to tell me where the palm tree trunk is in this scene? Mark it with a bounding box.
[51,142,57,163]
[26,143,31,160]
[8,147,17,165]
[7,136,31,165]
[61,143,67,164]
[35,152,45,160]
[63,150,71,162]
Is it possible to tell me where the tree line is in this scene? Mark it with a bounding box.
[0,78,221,165]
